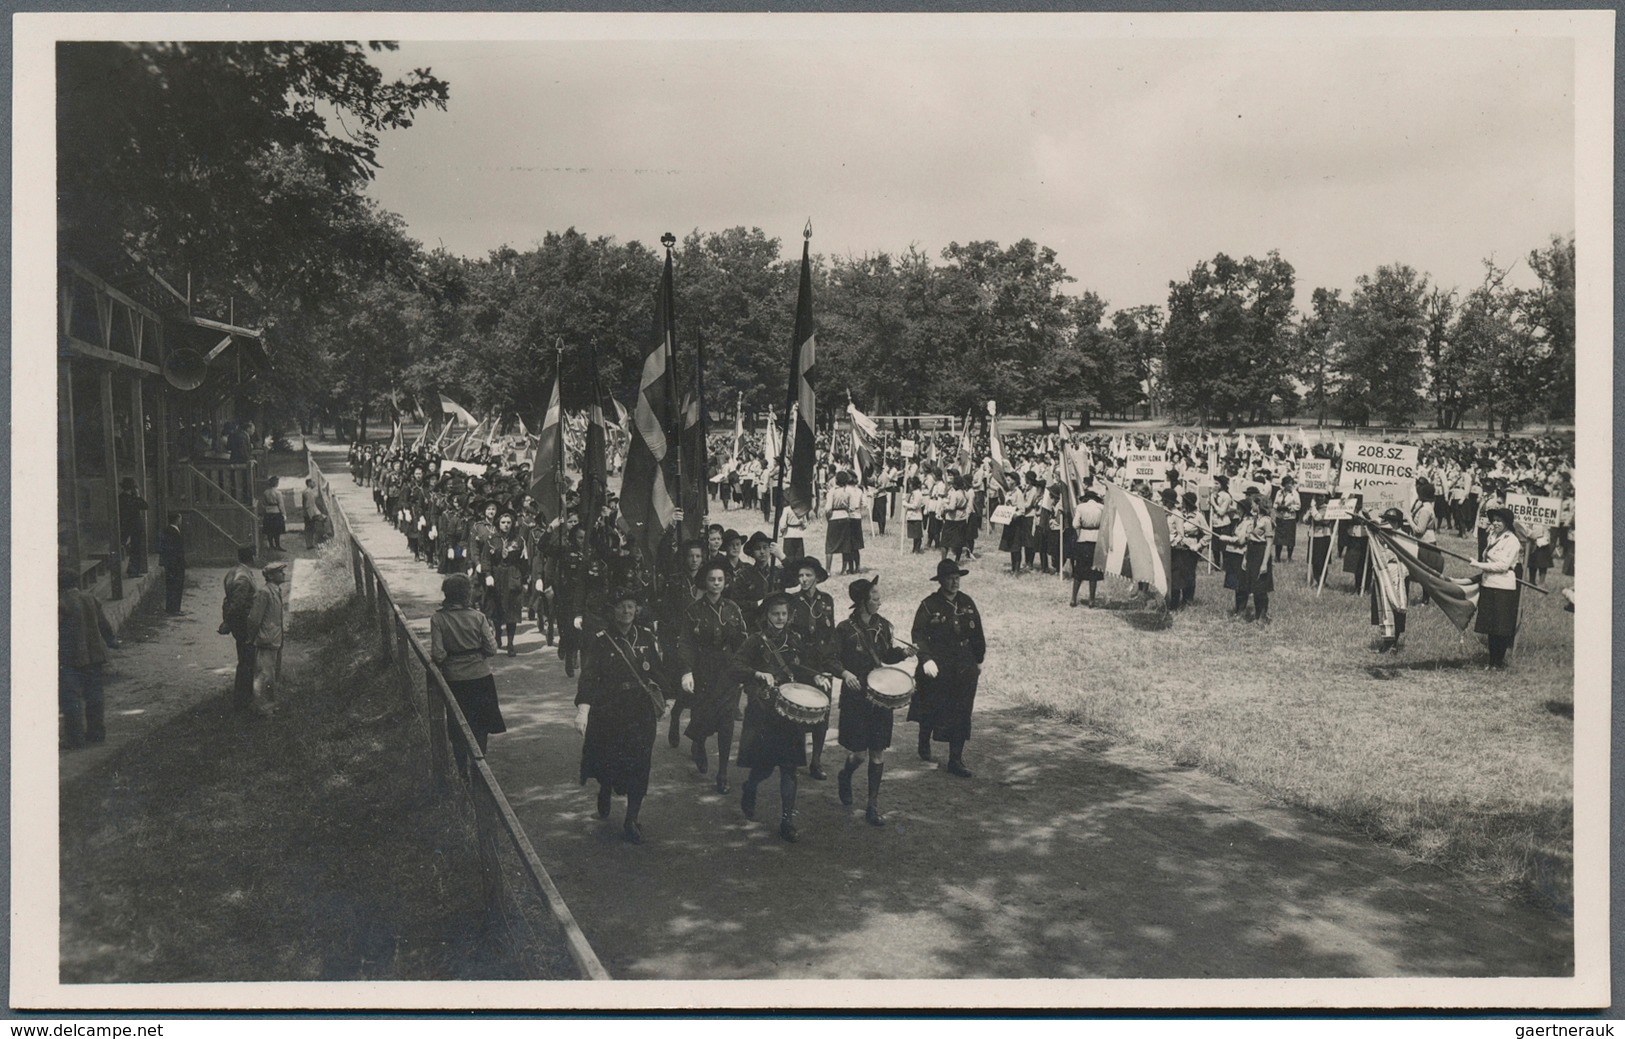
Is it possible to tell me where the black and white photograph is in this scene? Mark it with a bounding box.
[14,9,1612,1013]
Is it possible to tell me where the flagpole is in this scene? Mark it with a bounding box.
[1353,512,1547,594]
[555,343,566,516]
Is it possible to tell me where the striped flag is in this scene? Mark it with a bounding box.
[439,393,477,427]
[680,388,707,541]
[387,418,403,456]
[1365,522,1480,631]
[783,231,818,519]
[1096,482,1174,597]
[763,405,781,470]
[955,408,974,476]
[987,400,1010,490]
[530,367,563,523]
[848,397,880,479]
[620,246,680,563]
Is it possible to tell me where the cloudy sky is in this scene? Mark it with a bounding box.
[360,18,1575,311]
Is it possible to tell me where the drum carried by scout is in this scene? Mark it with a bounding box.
[773,682,831,727]
[864,665,914,710]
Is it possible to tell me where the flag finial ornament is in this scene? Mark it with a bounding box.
[804,219,812,241]
[661,231,676,250]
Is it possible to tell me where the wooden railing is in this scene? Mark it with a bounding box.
[308,455,609,981]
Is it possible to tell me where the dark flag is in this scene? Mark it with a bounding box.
[1364,521,1480,631]
[783,226,817,519]
[529,357,564,523]
[680,332,708,541]
[619,245,680,563]
[581,340,610,529]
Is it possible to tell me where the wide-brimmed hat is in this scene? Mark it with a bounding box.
[607,586,644,606]
[761,591,795,613]
[930,558,969,582]
[790,556,828,582]
[1487,508,1516,527]
[848,575,879,605]
[745,531,773,552]
[723,528,745,547]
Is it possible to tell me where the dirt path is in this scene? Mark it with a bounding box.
[311,443,1571,980]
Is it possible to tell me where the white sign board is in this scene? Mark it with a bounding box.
[1323,495,1360,521]
[989,503,1017,526]
[1126,451,1166,484]
[441,459,490,477]
[1504,493,1561,530]
[1297,459,1334,495]
[1337,440,1419,503]
[899,439,916,459]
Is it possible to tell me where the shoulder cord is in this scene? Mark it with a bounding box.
[602,630,667,714]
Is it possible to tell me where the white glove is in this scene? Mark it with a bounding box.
[534,579,545,592]
[923,660,939,678]
[681,673,695,694]
[575,704,589,735]
[574,616,583,631]
[485,575,495,587]
[447,548,456,560]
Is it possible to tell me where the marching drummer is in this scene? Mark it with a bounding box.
[574,586,671,844]
[730,591,837,843]
[833,576,915,826]
[786,556,838,781]
[909,558,987,777]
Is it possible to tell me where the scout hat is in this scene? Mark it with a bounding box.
[930,558,969,582]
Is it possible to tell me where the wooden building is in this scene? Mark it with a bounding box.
[58,254,269,599]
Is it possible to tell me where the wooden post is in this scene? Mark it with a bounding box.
[377,581,394,660]
[154,356,170,542]
[425,678,451,788]
[61,364,84,582]
[100,369,124,600]
[130,373,149,548]
[396,620,413,702]
[470,780,506,917]
[350,538,364,596]
[1316,519,1339,595]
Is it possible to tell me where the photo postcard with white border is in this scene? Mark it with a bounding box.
[12,8,1613,1012]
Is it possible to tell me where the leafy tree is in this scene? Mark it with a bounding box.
[1520,233,1575,422]
[1333,263,1429,425]
[1162,251,1297,426]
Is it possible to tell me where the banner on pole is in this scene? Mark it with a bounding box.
[1297,459,1334,495]
[1505,493,1561,529]
[1126,451,1166,484]
[1336,440,1419,503]
[899,438,916,459]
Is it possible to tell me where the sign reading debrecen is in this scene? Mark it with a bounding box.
[1504,493,1561,529]
[1337,440,1419,502]
[1127,451,1166,483]
[1297,459,1334,495]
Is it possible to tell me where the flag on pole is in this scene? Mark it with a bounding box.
[408,418,428,454]
[1057,419,1083,519]
[730,392,745,465]
[517,415,530,440]
[439,393,477,427]
[581,341,610,527]
[848,396,879,479]
[783,227,818,519]
[763,406,781,471]
[388,418,403,456]
[680,389,707,541]
[987,400,1010,490]
[432,415,457,452]
[610,398,631,434]
[530,366,564,523]
[1096,482,1174,597]
[620,243,681,563]
[955,408,974,476]
[1364,522,1480,631]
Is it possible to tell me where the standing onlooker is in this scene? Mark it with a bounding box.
[247,561,288,717]
[261,475,286,551]
[118,476,148,577]
[221,545,260,711]
[301,477,327,550]
[60,568,119,749]
[430,574,506,780]
[157,512,187,614]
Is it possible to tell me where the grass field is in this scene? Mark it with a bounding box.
[59,565,575,981]
[732,502,1573,911]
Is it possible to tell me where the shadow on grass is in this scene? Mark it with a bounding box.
[59,597,566,983]
[1543,700,1574,720]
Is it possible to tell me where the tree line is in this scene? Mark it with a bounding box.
[57,42,1574,439]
